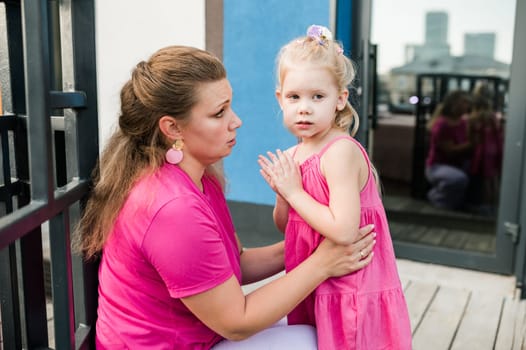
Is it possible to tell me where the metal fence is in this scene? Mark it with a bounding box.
[0,1,99,349]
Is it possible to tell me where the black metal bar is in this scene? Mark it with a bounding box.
[411,74,426,198]
[19,228,48,348]
[0,115,20,128]
[55,130,67,187]
[14,115,30,198]
[75,324,93,350]
[0,180,22,202]
[49,211,76,349]
[72,253,99,350]
[23,0,54,203]
[1,128,13,212]
[0,179,90,248]
[0,245,23,349]
[4,0,26,115]
[370,44,378,129]
[49,91,87,109]
[69,2,100,346]
[70,0,99,179]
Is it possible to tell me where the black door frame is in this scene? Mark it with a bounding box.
[336,0,525,277]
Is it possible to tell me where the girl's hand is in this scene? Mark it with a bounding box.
[312,224,376,278]
[258,149,302,199]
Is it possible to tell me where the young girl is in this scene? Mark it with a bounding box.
[469,84,503,214]
[258,25,412,349]
[425,90,474,210]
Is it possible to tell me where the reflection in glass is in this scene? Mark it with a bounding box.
[370,0,516,253]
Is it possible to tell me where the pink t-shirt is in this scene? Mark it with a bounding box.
[426,116,469,168]
[95,164,241,349]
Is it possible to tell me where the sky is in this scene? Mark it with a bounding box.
[371,0,517,74]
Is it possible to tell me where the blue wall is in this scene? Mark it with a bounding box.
[223,0,331,205]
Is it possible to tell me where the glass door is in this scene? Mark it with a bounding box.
[368,0,521,273]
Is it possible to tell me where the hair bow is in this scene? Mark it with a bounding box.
[307,25,333,44]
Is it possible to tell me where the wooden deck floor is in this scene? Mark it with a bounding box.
[384,193,498,254]
[398,259,524,350]
[2,259,523,349]
[243,259,525,350]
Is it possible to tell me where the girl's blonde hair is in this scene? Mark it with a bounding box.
[275,26,382,192]
[275,29,360,136]
[76,46,226,259]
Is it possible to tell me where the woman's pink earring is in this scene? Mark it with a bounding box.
[165,139,184,164]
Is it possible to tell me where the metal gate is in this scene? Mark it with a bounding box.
[0,1,99,349]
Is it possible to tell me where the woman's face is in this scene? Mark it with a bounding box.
[180,78,242,166]
[452,99,472,119]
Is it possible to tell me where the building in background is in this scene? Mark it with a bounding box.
[409,11,451,62]
[387,11,508,113]
[465,32,496,59]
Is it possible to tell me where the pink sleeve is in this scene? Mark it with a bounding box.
[142,194,234,298]
[430,119,445,142]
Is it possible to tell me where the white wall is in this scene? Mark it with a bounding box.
[95,0,205,150]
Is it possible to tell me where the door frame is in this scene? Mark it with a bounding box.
[336,0,525,276]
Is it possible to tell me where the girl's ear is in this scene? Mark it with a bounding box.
[337,89,349,111]
[275,90,284,109]
[159,115,182,140]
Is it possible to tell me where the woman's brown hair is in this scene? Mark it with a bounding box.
[76,46,226,259]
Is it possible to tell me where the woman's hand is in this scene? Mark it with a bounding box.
[312,224,376,278]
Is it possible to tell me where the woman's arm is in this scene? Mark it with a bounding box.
[259,143,363,245]
[435,120,476,156]
[239,240,285,285]
[182,225,375,341]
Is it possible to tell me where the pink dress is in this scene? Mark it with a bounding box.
[285,136,412,350]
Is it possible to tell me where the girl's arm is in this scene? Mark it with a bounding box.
[181,225,375,341]
[259,142,363,245]
[273,194,289,233]
[236,222,375,285]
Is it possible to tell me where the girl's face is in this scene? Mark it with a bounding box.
[180,78,242,166]
[276,63,348,141]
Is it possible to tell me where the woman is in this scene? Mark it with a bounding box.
[76,45,375,349]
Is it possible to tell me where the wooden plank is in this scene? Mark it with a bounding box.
[403,280,438,334]
[412,286,470,350]
[463,232,495,253]
[401,225,428,242]
[419,228,447,246]
[450,291,502,350]
[495,297,518,350]
[440,230,469,249]
[389,222,407,239]
[520,300,526,350]
[513,300,526,350]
